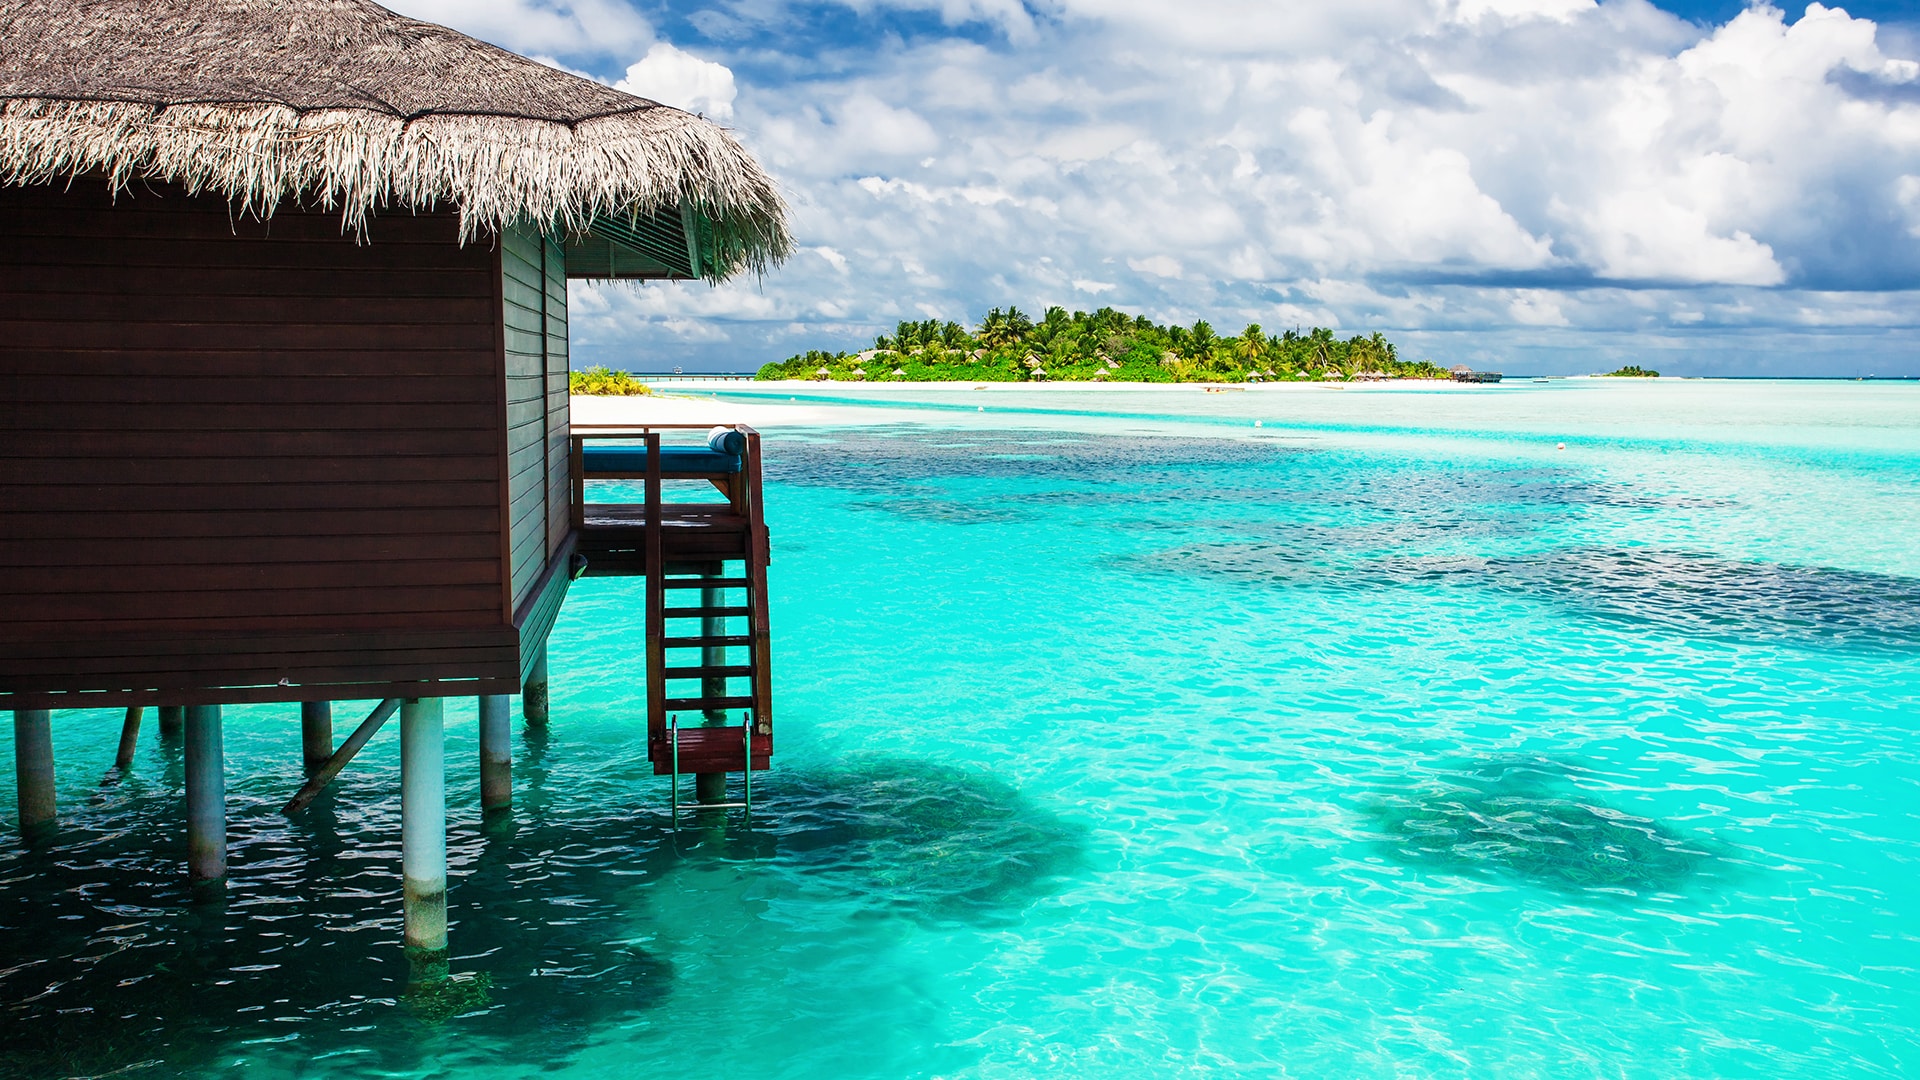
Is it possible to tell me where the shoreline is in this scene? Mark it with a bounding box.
[570,376,1920,449]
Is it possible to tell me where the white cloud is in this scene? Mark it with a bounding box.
[1449,0,1594,24]
[1577,190,1785,285]
[614,43,738,120]
[1900,176,1920,237]
[383,0,651,57]
[1508,290,1570,326]
[1128,256,1183,279]
[410,0,1920,375]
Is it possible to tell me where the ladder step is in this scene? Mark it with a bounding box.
[664,696,756,711]
[662,605,752,618]
[661,578,751,590]
[661,634,755,648]
[663,665,755,679]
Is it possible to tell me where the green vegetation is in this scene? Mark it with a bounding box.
[1604,365,1660,377]
[756,306,1443,383]
[405,971,494,1026]
[569,366,653,395]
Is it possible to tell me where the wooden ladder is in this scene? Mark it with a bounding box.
[637,431,774,819]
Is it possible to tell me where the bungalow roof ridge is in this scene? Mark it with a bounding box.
[0,0,791,279]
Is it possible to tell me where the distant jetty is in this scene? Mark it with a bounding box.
[756,306,1447,383]
[1449,364,1503,384]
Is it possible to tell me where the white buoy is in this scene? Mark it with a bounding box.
[1556,443,1566,450]
[1254,420,1263,427]
[977,406,984,412]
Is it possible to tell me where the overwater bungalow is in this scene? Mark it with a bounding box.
[0,0,788,960]
[1449,364,1503,383]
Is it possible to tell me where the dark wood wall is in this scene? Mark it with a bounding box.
[0,182,541,708]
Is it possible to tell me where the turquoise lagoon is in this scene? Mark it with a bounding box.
[4,378,1919,1077]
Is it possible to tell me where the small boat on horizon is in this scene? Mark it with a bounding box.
[1450,364,1504,383]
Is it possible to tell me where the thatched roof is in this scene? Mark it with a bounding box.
[0,0,790,280]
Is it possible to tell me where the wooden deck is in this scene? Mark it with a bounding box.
[576,503,754,572]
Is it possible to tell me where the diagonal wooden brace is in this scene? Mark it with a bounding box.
[281,698,400,815]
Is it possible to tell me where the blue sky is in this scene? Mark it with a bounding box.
[389,1,1920,375]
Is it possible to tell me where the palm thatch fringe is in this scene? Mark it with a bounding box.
[0,97,789,278]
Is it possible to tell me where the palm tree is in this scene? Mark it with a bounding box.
[1346,334,1375,375]
[1187,320,1217,361]
[1235,323,1266,370]
[978,308,1014,349]
[1310,330,1334,373]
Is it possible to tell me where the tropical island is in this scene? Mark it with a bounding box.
[1604,365,1660,377]
[755,306,1447,383]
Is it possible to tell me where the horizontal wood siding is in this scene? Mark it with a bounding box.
[0,182,515,706]
[544,235,572,559]
[502,224,550,611]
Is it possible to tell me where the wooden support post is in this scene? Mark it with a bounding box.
[112,707,143,772]
[694,772,727,804]
[282,699,400,815]
[702,562,728,722]
[401,698,447,958]
[184,705,225,887]
[300,701,333,775]
[13,710,54,833]
[478,694,511,812]
[523,646,549,727]
[157,705,184,739]
[697,561,727,803]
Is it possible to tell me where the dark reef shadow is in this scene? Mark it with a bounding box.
[1121,541,1920,655]
[764,426,1307,494]
[0,798,678,1080]
[0,753,1088,1077]
[847,495,1039,525]
[1358,755,1731,899]
[687,755,1090,928]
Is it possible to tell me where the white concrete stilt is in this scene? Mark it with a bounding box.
[184,705,226,886]
[523,647,549,726]
[13,710,54,833]
[400,697,447,958]
[478,694,511,812]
